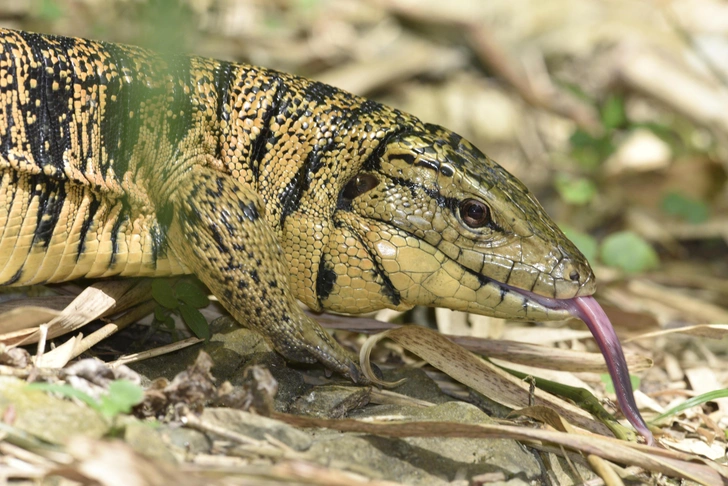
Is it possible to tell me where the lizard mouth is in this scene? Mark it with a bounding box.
[500,283,654,445]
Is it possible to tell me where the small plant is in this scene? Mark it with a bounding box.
[661,191,710,224]
[29,380,144,420]
[650,389,728,424]
[152,279,211,340]
[601,373,641,396]
[600,231,659,273]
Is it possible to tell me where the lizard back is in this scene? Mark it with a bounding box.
[0,28,193,284]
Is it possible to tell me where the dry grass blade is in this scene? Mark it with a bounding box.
[615,41,728,137]
[108,337,202,368]
[628,280,728,324]
[63,436,209,486]
[317,34,465,95]
[318,312,651,372]
[35,335,81,368]
[271,412,728,485]
[626,324,728,341]
[0,281,136,347]
[455,335,652,372]
[0,296,72,345]
[34,300,160,368]
[587,454,624,486]
[360,325,612,436]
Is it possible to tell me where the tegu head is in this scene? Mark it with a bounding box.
[320,123,595,320]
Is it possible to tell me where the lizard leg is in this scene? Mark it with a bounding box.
[166,165,367,383]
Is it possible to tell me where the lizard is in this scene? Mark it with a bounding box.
[0,28,653,443]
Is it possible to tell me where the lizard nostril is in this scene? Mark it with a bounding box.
[569,270,580,282]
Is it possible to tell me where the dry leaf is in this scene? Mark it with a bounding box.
[272,412,728,485]
[360,325,612,436]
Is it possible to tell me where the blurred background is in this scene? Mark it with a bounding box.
[1,0,727,438]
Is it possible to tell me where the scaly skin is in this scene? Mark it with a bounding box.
[0,28,594,381]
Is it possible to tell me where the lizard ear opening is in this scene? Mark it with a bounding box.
[340,174,379,202]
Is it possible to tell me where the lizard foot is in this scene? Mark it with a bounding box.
[271,319,372,385]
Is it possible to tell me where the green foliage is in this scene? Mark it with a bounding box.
[29,380,144,420]
[568,129,614,170]
[554,174,597,205]
[178,303,211,340]
[565,94,629,173]
[151,279,178,310]
[600,373,641,395]
[600,94,627,130]
[136,0,195,52]
[37,0,63,21]
[151,279,211,340]
[175,281,210,308]
[298,0,321,10]
[560,226,598,262]
[661,191,710,224]
[600,231,659,273]
[650,388,728,424]
[99,381,145,418]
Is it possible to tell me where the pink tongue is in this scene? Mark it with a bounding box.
[562,296,654,445]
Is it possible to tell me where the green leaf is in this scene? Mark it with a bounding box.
[98,380,144,419]
[568,129,615,170]
[554,174,597,205]
[650,388,728,424]
[153,305,168,322]
[298,0,320,9]
[601,94,627,130]
[569,129,597,148]
[600,231,659,273]
[601,373,641,395]
[27,383,101,412]
[38,0,63,21]
[570,147,602,170]
[152,279,178,309]
[175,281,210,308]
[179,304,210,340]
[561,226,598,262]
[661,191,710,224]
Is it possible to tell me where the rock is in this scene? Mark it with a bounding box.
[160,426,212,455]
[306,401,542,485]
[379,367,453,405]
[605,128,672,174]
[0,376,108,444]
[129,316,278,385]
[124,420,178,463]
[201,408,312,451]
[290,385,370,418]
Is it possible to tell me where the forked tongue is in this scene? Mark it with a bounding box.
[562,296,654,445]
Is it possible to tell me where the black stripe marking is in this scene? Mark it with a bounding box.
[416,159,439,172]
[108,202,129,266]
[76,196,101,262]
[361,127,412,172]
[213,61,234,160]
[389,153,416,165]
[278,150,313,226]
[24,34,54,175]
[102,42,146,182]
[32,179,66,248]
[164,55,194,148]
[315,257,337,305]
[5,266,24,286]
[337,219,401,307]
[249,76,285,181]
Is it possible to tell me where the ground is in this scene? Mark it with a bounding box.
[0,1,727,485]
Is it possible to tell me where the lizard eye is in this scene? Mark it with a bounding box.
[459,199,491,228]
[341,174,379,200]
